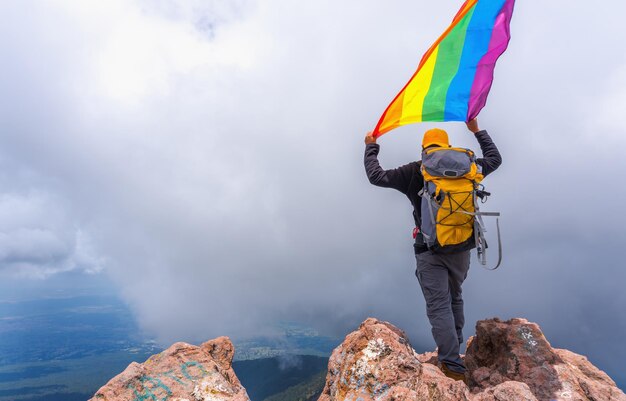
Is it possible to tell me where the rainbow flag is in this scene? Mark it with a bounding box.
[373,0,515,137]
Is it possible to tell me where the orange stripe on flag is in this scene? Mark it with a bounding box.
[376,92,405,135]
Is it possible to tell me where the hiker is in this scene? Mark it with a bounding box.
[363,118,502,382]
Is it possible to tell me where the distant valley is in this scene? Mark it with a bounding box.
[0,294,338,401]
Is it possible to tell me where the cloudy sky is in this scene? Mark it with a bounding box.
[1,0,625,386]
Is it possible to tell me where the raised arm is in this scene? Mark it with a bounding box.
[364,132,414,194]
[466,119,502,177]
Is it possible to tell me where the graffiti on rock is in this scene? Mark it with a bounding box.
[127,360,213,401]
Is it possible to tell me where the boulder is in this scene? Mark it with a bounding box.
[318,317,470,401]
[89,336,250,401]
[466,318,626,401]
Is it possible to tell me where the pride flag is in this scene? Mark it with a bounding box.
[373,0,515,137]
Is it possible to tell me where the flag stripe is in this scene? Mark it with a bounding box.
[384,91,405,132]
[421,6,476,121]
[444,0,506,121]
[401,46,440,124]
[467,0,515,120]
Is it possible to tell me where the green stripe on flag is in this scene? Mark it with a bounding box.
[422,6,477,121]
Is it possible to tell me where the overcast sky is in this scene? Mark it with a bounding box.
[1,0,625,386]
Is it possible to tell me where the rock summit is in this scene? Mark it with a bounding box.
[318,317,625,401]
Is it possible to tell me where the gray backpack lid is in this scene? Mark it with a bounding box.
[421,148,474,178]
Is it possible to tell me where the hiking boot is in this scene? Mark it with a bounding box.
[439,362,469,385]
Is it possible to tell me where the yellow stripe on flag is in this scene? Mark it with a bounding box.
[400,46,440,124]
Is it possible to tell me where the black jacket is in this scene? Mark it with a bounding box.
[364,130,502,251]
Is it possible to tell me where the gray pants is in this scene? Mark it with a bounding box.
[415,250,470,374]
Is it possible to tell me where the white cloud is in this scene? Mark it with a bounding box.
[0,191,104,279]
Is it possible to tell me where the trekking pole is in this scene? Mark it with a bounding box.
[481,217,502,271]
[473,211,502,270]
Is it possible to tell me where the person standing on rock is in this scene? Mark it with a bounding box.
[363,119,502,383]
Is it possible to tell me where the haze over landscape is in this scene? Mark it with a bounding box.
[1,0,625,397]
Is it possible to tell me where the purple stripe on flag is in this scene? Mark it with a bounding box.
[467,0,516,121]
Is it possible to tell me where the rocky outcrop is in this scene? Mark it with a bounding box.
[466,318,626,401]
[91,318,624,401]
[89,336,250,401]
[318,317,626,401]
[318,318,470,401]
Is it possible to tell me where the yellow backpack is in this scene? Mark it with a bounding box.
[419,147,501,268]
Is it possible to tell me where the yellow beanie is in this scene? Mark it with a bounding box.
[422,128,449,148]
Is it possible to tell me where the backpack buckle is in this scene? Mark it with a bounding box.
[476,189,491,203]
